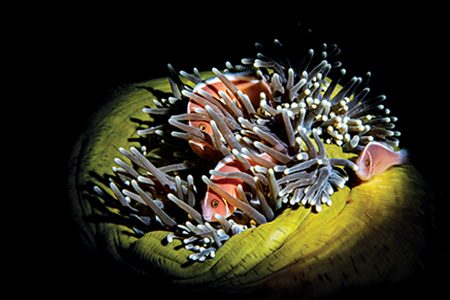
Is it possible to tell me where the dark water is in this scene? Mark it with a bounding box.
[35,5,447,299]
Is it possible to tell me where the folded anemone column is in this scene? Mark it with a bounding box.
[67,41,428,299]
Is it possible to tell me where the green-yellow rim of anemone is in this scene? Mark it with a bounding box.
[67,73,426,298]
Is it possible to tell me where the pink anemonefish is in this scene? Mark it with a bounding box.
[355,141,407,181]
[187,74,272,161]
[201,153,274,222]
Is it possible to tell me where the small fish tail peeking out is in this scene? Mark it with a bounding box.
[355,141,408,181]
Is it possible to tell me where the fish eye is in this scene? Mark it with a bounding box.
[365,158,370,167]
[211,199,220,208]
[199,123,207,131]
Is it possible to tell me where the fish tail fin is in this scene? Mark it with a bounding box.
[398,148,409,164]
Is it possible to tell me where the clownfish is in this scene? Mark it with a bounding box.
[355,141,407,181]
[201,153,275,222]
[200,155,242,222]
[187,73,272,160]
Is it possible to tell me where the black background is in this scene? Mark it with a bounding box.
[25,3,448,299]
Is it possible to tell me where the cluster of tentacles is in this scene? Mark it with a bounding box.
[93,40,400,262]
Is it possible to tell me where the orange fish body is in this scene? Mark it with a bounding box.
[201,155,242,222]
[187,74,271,160]
[355,141,407,181]
[201,153,274,222]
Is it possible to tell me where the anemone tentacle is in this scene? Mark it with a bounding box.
[99,39,404,262]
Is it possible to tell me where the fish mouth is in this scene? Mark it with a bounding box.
[67,42,428,298]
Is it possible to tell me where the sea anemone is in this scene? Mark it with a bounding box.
[68,39,427,298]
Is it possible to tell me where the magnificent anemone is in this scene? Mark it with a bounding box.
[68,39,427,298]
